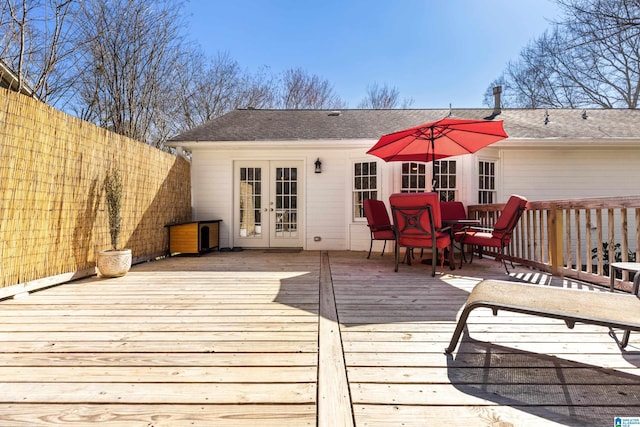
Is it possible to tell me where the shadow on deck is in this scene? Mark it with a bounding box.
[0,249,637,426]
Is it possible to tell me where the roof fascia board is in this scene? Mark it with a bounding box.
[496,138,640,148]
[166,139,377,150]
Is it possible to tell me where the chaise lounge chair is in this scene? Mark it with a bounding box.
[445,275,640,354]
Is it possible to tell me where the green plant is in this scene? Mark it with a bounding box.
[592,242,637,263]
[104,167,123,250]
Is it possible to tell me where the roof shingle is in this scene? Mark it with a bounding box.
[169,108,640,142]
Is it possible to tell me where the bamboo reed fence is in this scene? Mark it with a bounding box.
[0,88,191,294]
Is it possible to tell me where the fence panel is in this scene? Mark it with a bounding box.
[0,89,191,293]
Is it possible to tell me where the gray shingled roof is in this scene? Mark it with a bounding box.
[169,108,640,142]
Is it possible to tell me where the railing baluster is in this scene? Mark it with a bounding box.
[468,196,640,287]
[574,209,582,274]
[565,207,572,270]
[586,209,592,275]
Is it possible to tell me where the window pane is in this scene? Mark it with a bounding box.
[435,160,457,201]
[353,161,378,219]
[478,161,496,204]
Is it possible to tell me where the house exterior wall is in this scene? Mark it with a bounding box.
[188,141,376,251]
[499,147,640,202]
[184,139,640,252]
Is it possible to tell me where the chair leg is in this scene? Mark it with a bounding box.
[394,242,400,272]
[500,246,510,274]
[381,240,387,256]
[459,243,465,268]
[507,245,515,269]
[431,249,436,277]
[448,243,455,271]
[367,233,374,259]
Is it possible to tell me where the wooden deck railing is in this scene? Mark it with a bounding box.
[468,196,640,291]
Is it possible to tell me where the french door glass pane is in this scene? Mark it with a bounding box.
[239,167,262,238]
[275,167,298,238]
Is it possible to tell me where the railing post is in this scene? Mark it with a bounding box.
[548,204,564,276]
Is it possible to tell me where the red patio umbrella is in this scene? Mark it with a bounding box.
[367,118,508,191]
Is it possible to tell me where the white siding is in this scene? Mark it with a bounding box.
[500,148,640,201]
[306,150,349,250]
[191,150,234,248]
[189,142,377,251]
[183,139,640,252]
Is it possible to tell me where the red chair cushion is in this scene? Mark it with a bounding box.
[389,192,451,249]
[398,231,451,248]
[455,230,504,248]
[440,201,467,232]
[389,192,443,228]
[492,195,527,239]
[363,199,395,240]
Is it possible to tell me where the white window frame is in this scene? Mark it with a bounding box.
[400,162,427,193]
[434,160,458,201]
[353,160,378,221]
[478,159,497,204]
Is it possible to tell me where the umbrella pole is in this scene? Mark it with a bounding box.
[430,129,437,192]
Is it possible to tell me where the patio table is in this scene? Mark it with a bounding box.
[609,262,640,292]
[443,218,481,266]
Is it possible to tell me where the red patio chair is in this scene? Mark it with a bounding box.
[441,201,471,263]
[389,192,454,277]
[363,199,396,259]
[440,201,468,233]
[455,195,528,273]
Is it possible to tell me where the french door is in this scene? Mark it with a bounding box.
[234,161,303,248]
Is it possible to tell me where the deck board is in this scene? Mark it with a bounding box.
[0,250,638,426]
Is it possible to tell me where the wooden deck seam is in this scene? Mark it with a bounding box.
[317,251,354,427]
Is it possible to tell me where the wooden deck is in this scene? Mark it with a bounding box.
[0,250,638,426]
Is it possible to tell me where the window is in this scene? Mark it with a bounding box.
[401,162,427,193]
[478,160,496,204]
[435,160,457,201]
[353,161,377,219]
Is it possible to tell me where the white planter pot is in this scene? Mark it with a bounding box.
[97,249,132,277]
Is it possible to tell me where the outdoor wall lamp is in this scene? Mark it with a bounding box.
[314,158,322,173]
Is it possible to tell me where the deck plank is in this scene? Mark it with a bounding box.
[327,250,640,427]
[0,404,316,427]
[0,250,638,426]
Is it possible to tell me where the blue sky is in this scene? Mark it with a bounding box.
[183,0,562,108]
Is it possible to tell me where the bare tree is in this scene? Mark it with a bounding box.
[72,0,187,147]
[554,0,640,108]
[1,0,369,144]
[0,0,78,103]
[358,82,414,109]
[173,52,278,132]
[236,65,278,110]
[491,0,640,109]
[279,67,345,109]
